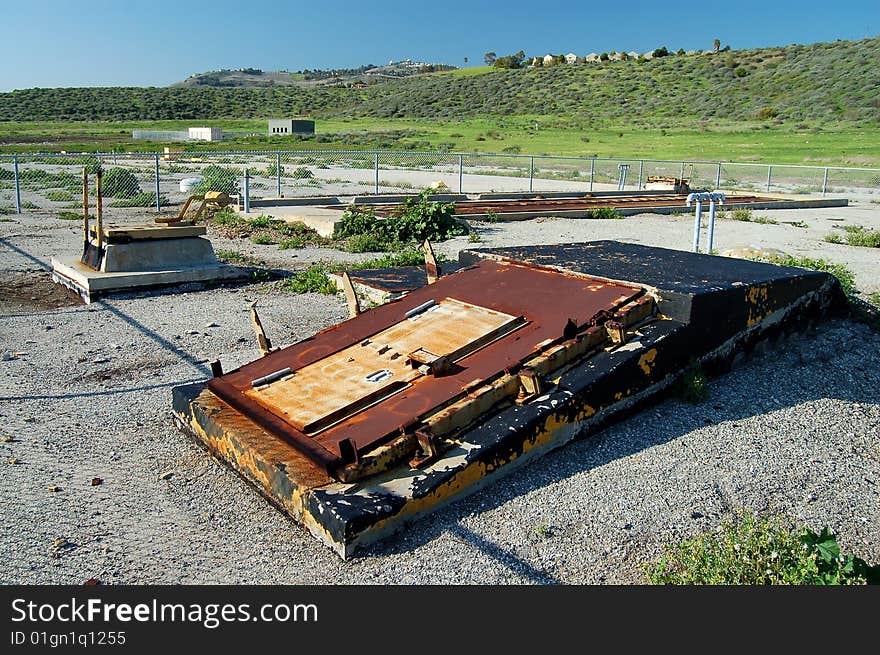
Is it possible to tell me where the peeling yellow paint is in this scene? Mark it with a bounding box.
[638,348,657,375]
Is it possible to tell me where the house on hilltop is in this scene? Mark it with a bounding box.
[565,53,578,64]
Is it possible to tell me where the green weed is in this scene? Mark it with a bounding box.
[644,511,880,585]
[282,264,338,294]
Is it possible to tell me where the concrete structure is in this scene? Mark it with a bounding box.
[172,241,845,557]
[268,119,316,136]
[187,127,223,142]
[52,224,242,303]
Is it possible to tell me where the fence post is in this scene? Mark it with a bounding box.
[529,156,534,193]
[374,152,379,195]
[637,160,643,190]
[766,165,772,193]
[154,154,161,212]
[243,169,250,213]
[458,154,464,193]
[276,152,282,197]
[13,155,21,214]
[680,161,685,180]
[822,167,829,197]
[589,158,595,192]
[716,162,722,189]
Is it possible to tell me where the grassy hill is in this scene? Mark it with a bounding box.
[1,38,877,125]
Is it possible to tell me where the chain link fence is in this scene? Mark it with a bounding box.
[3,150,878,213]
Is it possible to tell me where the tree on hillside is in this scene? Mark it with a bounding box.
[484,52,496,65]
[713,38,721,53]
[493,50,526,69]
[464,56,468,64]
[654,46,670,57]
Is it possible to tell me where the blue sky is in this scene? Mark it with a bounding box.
[1,0,877,90]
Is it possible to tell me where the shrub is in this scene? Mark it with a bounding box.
[756,105,778,119]
[645,511,880,585]
[291,166,314,179]
[587,207,622,219]
[101,167,141,198]
[195,165,240,195]
[283,264,338,294]
[678,362,708,403]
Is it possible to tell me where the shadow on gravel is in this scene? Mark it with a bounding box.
[0,378,203,402]
[358,324,880,577]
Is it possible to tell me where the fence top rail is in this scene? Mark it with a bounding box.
[2,150,878,173]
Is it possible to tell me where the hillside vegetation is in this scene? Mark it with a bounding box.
[1,38,877,125]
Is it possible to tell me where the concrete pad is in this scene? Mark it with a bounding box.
[236,206,345,237]
[99,237,220,272]
[51,256,244,304]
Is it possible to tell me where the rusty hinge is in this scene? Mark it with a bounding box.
[517,367,545,403]
[409,427,441,468]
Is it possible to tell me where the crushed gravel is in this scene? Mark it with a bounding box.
[1,203,878,584]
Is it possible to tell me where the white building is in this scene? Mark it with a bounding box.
[187,127,222,142]
[565,52,578,64]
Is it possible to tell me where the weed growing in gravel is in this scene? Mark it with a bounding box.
[771,255,857,296]
[678,362,709,403]
[468,231,482,243]
[586,207,622,219]
[56,211,92,221]
[282,264,338,295]
[644,511,880,585]
[824,225,880,248]
[730,208,777,224]
[215,249,266,267]
[347,247,437,270]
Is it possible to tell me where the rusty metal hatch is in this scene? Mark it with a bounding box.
[246,298,526,435]
[208,259,644,473]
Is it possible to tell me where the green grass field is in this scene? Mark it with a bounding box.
[2,117,877,167]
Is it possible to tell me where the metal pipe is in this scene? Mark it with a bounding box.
[766,165,772,193]
[707,199,718,253]
[276,152,282,196]
[637,160,643,190]
[589,158,595,192]
[529,156,534,193]
[154,154,161,212]
[95,168,103,251]
[822,167,829,197]
[692,200,702,252]
[82,167,89,245]
[458,154,464,193]
[716,162,722,189]
[243,169,250,213]
[13,155,21,214]
[374,152,379,195]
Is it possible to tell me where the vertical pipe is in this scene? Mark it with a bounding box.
[243,169,250,214]
[13,155,21,214]
[589,158,595,192]
[95,168,104,251]
[82,167,89,245]
[716,162,722,189]
[637,160,643,190]
[458,154,463,193]
[154,154,161,212]
[529,156,534,193]
[691,200,702,253]
[374,152,379,195]
[276,152,282,197]
[822,167,829,197]
[707,200,717,253]
[766,165,772,193]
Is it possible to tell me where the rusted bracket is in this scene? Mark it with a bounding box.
[249,301,273,357]
[338,437,360,466]
[409,427,441,468]
[517,367,545,403]
[408,348,454,376]
[341,271,361,318]
[606,320,626,345]
[422,239,440,284]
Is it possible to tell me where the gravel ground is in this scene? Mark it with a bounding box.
[1,202,878,584]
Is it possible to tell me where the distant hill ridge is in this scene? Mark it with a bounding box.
[1,38,877,123]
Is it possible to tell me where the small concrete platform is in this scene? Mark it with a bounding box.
[52,256,242,304]
[235,206,344,237]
